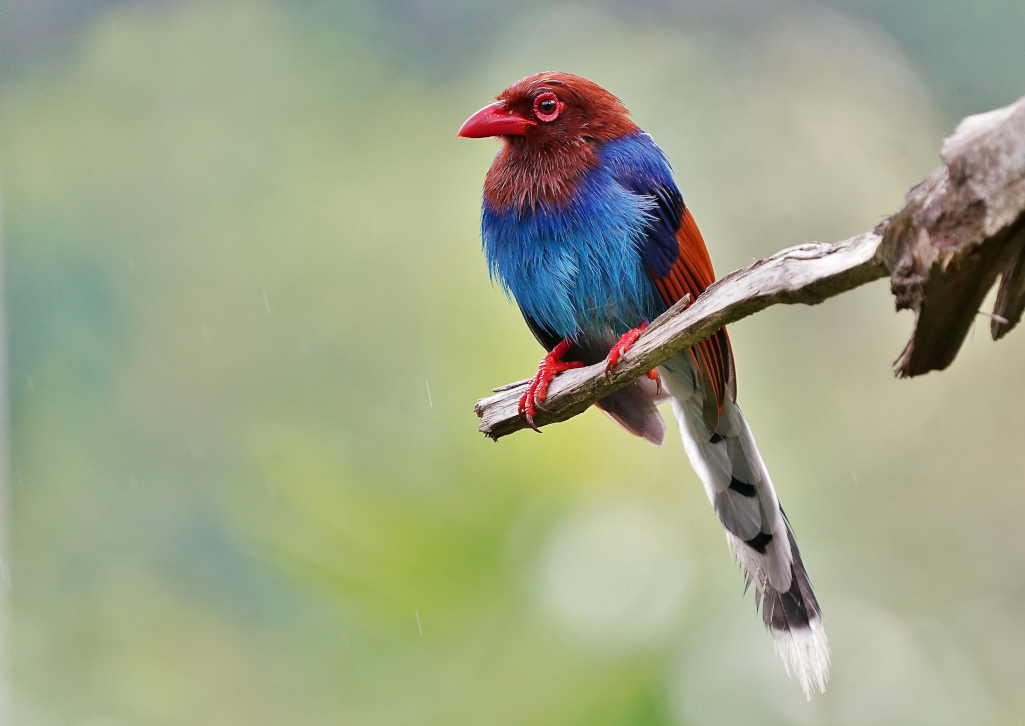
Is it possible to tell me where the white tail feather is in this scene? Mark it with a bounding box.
[661,354,830,697]
[774,617,830,699]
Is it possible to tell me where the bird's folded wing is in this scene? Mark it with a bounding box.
[647,206,736,432]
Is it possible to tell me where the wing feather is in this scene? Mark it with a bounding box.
[648,207,736,428]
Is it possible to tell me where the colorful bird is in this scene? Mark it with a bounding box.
[459,72,829,697]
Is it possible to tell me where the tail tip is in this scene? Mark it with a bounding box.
[772,618,831,699]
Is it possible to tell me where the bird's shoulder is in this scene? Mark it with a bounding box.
[597,132,684,279]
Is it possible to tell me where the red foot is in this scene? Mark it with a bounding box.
[605,322,649,381]
[646,368,662,397]
[518,339,584,432]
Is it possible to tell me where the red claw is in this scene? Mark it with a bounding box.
[518,339,584,432]
[605,322,648,381]
[647,368,662,397]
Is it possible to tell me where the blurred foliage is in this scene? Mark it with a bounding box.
[2,1,1025,724]
[4,0,1025,119]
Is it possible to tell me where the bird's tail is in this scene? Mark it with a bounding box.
[661,355,830,699]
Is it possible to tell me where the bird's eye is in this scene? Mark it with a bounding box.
[533,92,561,122]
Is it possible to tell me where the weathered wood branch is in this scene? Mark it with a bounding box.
[884,96,1025,374]
[475,95,1025,440]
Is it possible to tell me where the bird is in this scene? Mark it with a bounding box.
[458,72,829,697]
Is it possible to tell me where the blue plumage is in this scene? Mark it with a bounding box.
[601,133,684,278]
[482,132,678,340]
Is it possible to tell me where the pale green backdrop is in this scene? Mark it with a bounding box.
[2,1,1025,724]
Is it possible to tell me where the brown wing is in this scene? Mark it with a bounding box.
[649,208,736,431]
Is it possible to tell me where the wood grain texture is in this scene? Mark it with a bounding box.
[885,95,1025,374]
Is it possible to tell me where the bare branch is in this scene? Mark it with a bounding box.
[476,233,886,440]
[475,94,1025,440]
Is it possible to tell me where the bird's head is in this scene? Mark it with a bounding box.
[458,72,638,149]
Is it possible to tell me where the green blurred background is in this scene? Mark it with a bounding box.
[1,1,1024,724]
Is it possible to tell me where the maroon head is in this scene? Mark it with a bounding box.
[458,72,639,209]
[458,72,638,147]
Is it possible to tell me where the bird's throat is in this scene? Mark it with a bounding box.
[483,139,598,212]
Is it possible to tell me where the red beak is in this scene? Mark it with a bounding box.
[457,101,535,138]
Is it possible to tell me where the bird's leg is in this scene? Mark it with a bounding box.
[518,338,584,432]
[605,322,650,381]
[647,368,662,397]
[606,323,661,391]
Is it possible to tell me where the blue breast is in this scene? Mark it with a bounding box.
[482,133,672,341]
